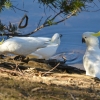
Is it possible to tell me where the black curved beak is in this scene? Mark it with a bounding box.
[82,38,85,43]
[60,34,62,38]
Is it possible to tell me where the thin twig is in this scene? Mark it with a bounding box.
[70,93,76,100]
[43,5,47,16]
[22,0,24,8]
[27,24,45,36]
[62,56,67,63]
[31,87,43,92]
[48,5,57,13]
[51,10,63,21]
[48,4,64,19]
[83,9,100,12]
[44,15,52,24]
[92,1,99,8]
[49,95,61,100]
[37,16,43,28]
[42,63,60,76]
[11,6,16,13]
[12,5,28,12]
[54,10,77,25]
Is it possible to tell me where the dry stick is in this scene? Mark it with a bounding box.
[31,87,43,92]
[62,56,67,62]
[49,95,61,100]
[37,16,43,28]
[9,63,24,74]
[70,93,76,100]
[12,59,24,74]
[0,68,23,76]
[42,63,60,76]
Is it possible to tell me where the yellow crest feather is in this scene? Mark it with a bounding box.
[92,31,100,37]
[0,38,4,45]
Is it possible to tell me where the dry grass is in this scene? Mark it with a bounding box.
[0,55,100,100]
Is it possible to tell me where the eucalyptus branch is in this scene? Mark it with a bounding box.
[21,9,78,36]
[21,24,45,36]
[1,0,99,37]
[0,8,78,37]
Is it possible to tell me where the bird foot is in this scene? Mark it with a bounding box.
[14,55,26,61]
[14,55,29,63]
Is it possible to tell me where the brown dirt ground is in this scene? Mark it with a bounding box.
[0,55,100,100]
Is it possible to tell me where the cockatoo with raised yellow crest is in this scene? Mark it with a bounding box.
[82,31,100,79]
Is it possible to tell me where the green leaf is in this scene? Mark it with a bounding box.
[4,0,12,9]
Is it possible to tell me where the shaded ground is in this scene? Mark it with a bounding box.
[0,55,100,100]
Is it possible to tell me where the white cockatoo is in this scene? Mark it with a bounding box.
[31,33,62,60]
[0,36,51,56]
[82,31,100,79]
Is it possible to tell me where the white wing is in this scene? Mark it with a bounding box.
[37,37,51,41]
[31,44,58,60]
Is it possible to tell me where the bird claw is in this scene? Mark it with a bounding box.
[14,55,26,61]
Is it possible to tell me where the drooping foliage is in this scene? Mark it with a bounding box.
[38,0,94,14]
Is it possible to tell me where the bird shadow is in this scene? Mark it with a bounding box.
[0,62,28,70]
[31,58,85,75]
[0,55,85,75]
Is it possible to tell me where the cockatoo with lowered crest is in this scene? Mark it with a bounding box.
[31,33,62,60]
[82,31,100,79]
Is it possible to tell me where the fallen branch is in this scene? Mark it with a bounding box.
[0,68,23,76]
